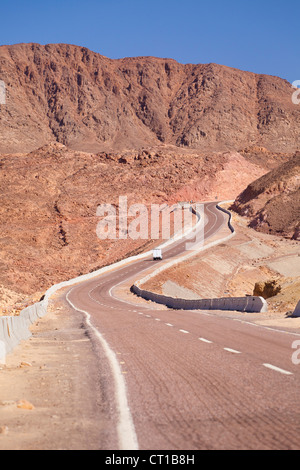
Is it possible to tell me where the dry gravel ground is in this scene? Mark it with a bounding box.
[0,290,119,450]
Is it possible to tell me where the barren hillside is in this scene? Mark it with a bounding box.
[231,152,300,239]
[0,43,299,154]
[0,142,273,309]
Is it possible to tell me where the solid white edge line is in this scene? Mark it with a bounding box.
[263,363,293,376]
[66,288,139,451]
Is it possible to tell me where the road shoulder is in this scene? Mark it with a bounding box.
[0,288,117,450]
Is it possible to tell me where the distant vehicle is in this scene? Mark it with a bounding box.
[153,248,162,260]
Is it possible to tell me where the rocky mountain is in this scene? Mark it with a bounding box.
[231,152,300,239]
[0,43,299,154]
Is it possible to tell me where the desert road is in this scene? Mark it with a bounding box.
[65,202,300,450]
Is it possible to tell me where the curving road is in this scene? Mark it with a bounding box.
[65,202,300,450]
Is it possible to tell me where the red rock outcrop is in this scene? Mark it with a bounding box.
[0,43,299,154]
[231,153,300,239]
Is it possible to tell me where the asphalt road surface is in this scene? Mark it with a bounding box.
[66,202,300,450]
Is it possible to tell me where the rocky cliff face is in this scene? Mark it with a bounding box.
[0,43,299,154]
[231,153,300,239]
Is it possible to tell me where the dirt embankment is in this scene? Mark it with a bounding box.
[142,210,300,323]
[231,152,300,239]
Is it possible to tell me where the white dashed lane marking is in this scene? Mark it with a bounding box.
[263,363,293,376]
[199,337,213,344]
[224,348,241,354]
[133,312,294,379]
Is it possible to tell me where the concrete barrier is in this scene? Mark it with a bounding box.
[0,301,47,364]
[216,203,235,233]
[292,300,300,317]
[131,284,267,313]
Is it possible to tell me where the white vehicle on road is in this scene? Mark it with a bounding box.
[153,248,162,260]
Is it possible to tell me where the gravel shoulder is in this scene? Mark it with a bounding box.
[0,289,118,450]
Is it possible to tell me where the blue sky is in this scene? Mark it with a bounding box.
[0,0,298,83]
